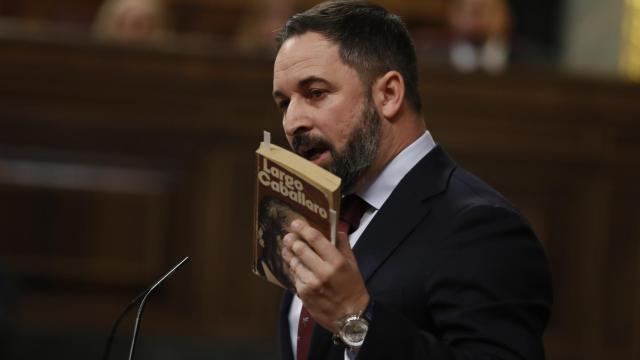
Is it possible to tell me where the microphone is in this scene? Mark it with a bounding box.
[102,256,190,360]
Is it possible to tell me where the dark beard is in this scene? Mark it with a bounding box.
[292,97,381,194]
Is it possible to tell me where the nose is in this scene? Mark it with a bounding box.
[282,96,312,137]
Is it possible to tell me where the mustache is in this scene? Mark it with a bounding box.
[291,133,334,155]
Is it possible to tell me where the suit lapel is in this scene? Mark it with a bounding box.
[353,146,456,282]
[279,291,294,360]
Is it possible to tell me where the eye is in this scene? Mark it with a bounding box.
[277,99,290,112]
[308,88,327,100]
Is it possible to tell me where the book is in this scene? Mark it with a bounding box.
[252,131,341,290]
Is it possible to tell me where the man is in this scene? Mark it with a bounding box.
[447,0,512,73]
[271,1,552,359]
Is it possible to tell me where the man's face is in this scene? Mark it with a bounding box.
[273,32,381,192]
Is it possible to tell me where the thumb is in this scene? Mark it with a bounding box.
[335,230,352,255]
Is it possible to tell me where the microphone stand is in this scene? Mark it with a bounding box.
[102,256,190,360]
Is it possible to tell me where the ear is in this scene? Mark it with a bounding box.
[372,70,405,120]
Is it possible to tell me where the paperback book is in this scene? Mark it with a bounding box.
[252,131,341,290]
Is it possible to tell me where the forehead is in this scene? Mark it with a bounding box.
[273,32,359,91]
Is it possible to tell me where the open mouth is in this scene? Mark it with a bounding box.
[300,145,328,161]
[293,135,333,164]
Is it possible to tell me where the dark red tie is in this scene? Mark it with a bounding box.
[296,195,369,360]
[296,306,314,360]
[338,194,370,235]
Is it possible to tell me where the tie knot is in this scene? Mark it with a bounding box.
[339,194,370,235]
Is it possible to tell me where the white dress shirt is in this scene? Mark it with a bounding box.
[288,131,437,359]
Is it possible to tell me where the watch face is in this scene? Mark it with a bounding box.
[340,317,369,347]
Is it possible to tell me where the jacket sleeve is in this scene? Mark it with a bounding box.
[355,205,552,360]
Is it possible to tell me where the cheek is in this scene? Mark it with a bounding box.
[329,104,364,150]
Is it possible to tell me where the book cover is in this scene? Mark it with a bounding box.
[252,132,341,290]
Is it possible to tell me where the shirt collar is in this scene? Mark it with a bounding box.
[357,131,436,210]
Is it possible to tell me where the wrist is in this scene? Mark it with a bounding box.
[333,298,375,349]
[350,292,370,317]
[332,292,370,333]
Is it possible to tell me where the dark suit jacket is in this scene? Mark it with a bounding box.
[279,146,552,360]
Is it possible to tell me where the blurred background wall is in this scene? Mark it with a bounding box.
[562,0,624,77]
[0,0,639,359]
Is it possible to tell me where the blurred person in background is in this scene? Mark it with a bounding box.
[93,0,172,44]
[447,0,512,73]
[416,0,552,73]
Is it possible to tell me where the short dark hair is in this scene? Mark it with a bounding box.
[276,0,422,114]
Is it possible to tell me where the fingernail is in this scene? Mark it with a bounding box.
[291,220,301,230]
[282,234,292,246]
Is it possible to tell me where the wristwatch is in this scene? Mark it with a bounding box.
[334,300,374,348]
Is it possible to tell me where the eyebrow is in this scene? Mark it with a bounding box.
[272,76,331,99]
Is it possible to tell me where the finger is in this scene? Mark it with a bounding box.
[289,235,330,277]
[290,219,339,261]
[280,246,300,287]
[283,232,317,260]
[326,230,356,268]
[282,232,297,251]
[283,234,319,282]
[281,244,294,263]
[335,230,351,254]
[288,254,319,288]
